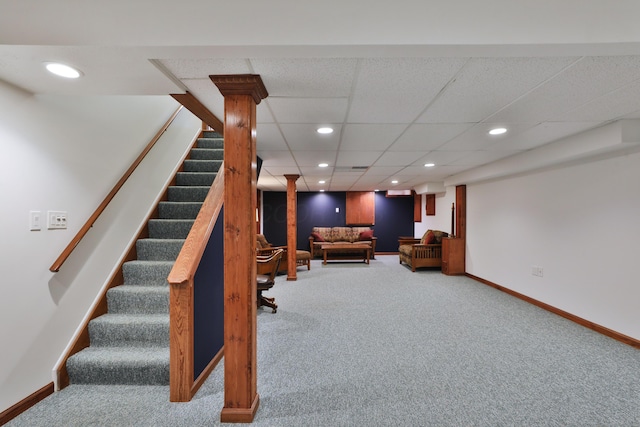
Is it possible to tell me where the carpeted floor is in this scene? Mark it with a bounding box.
[7,255,640,426]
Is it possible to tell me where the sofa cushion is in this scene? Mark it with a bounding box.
[331,226,358,242]
[311,232,325,242]
[312,227,333,242]
[398,244,413,257]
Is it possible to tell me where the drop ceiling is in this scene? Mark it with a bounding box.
[2,1,640,192]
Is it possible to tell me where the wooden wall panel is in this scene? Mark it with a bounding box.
[346,191,375,225]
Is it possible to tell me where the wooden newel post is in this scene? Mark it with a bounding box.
[211,74,268,423]
[284,175,300,281]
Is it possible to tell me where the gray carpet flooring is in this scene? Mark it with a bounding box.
[8,255,640,426]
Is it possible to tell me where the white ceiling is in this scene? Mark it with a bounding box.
[2,0,640,192]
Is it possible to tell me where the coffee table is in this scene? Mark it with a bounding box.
[321,243,371,265]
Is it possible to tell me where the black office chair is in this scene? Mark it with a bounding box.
[256,248,283,313]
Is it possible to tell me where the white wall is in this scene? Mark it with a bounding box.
[414,190,456,238]
[0,80,201,413]
[465,139,640,341]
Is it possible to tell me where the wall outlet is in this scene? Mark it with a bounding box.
[532,266,544,277]
[47,211,68,229]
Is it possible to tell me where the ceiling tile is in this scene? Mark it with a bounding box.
[375,151,430,166]
[267,97,348,123]
[488,121,600,151]
[340,124,407,151]
[257,150,296,167]
[347,57,467,123]
[450,150,521,166]
[489,56,640,124]
[256,124,287,150]
[292,150,338,166]
[250,58,358,97]
[558,78,640,122]
[336,151,383,167]
[418,56,579,123]
[280,124,342,150]
[391,123,475,151]
[159,58,250,79]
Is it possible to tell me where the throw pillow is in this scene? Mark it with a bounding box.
[311,232,325,242]
[359,229,373,240]
[420,230,436,245]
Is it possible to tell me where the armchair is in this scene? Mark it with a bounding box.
[398,229,448,272]
[257,248,284,313]
[256,234,310,274]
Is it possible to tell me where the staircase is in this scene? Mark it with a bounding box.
[66,131,223,385]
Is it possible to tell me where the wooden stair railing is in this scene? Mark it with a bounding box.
[168,162,224,402]
[49,106,184,272]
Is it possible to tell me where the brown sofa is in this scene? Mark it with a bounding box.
[398,229,448,271]
[309,226,376,259]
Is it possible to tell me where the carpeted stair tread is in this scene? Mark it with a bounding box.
[147,219,194,239]
[136,238,185,261]
[122,260,174,286]
[66,347,169,385]
[107,285,169,314]
[167,185,210,202]
[158,201,203,219]
[89,314,169,347]
[176,172,216,186]
[189,148,223,160]
[182,159,221,173]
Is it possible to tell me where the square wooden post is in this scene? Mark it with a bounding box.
[211,74,268,423]
[284,175,299,281]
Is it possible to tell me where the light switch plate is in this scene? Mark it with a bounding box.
[30,210,42,231]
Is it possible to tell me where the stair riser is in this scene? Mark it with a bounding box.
[198,134,223,146]
[190,148,223,160]
[136,239,184,261]
[107,288,169,314]
[89,322,169,347]
[147,219,194,239]
[122,261,174,286]
[182,160,221,172]
[67,360,169,385]
[167,186,210,202]
[176,172,216,186]
[158,202,202,219]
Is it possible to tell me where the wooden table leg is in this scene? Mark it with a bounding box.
[323,249,327,265]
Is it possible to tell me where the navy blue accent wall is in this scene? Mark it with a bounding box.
[373,192,414,252]
[262,191,413,252]
[193,206,224,380]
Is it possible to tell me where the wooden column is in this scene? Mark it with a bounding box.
[211,74,268,424]
[284,174,299,281]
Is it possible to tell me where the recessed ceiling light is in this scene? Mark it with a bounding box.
[45,62,82,79]
[424,163,435,167]
[317,127,333,134]
[318,180,325,184]
[319,189,325,192]
[391,180,398,184]
[489,127,507,136]
[318,163,329,168]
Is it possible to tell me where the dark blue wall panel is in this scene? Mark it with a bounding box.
[262,191,413,252]
[193,206,224,380]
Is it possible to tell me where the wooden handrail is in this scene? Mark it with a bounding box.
[167,162,224,286]
[49,106,183,272]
